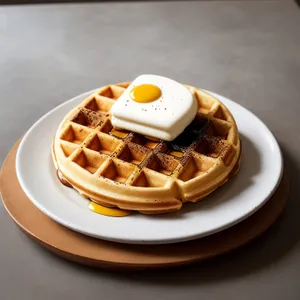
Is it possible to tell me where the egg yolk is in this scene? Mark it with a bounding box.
[130,84,161,103]
[88,201,131,217]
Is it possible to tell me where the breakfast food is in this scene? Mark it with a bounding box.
[52,75,241,215]
[111,75,198,141]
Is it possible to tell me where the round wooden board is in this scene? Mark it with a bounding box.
[0,140,289,270]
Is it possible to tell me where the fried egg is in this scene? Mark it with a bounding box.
[111,74,198,141]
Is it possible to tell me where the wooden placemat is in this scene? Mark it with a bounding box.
[0,140,289,270]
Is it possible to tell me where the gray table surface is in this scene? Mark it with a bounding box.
[1,1,300,299]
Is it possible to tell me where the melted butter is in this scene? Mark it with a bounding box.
[88,201,131,217]
[169,151,183,157]
[110,128,129,138]
[145,136,160,142]
[130,84,161,103]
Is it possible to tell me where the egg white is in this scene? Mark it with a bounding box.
[111,74,198,141]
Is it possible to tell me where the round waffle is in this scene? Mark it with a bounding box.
[52,82,241,214]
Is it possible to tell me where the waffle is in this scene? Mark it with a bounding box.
[52,82,241,214]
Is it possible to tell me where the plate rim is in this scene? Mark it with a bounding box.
[16,89,283,244]
[1,139,288,269]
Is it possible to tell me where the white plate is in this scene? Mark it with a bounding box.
[16,89,283,245]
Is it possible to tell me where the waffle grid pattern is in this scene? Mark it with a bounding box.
[58,83,239,189]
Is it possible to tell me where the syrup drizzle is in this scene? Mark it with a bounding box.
[56,169,131,217]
